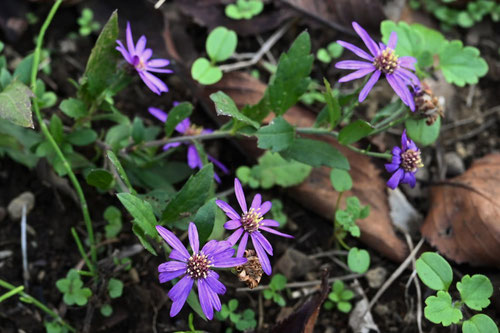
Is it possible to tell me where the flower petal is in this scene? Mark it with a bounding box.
[336,41,373,61]
[224,220,242,230]
[187,144,202,169]
[259,201,272,216]
[402,171,416,187]
[335,60,374,70]
[148,107,167,123]
[141,71,169,94]
[198,279,214,320]
[205,271,226,294]
[207,155,229,174]
[142,48,153,61]
[397,68,420,87]
[387,31,397,49]
[399,56,417,70]
[148,58,170,67]
[401,129,409,151]
[386,167,404,189]
[338,67,375,83]
[188,222,199,254]
[352,22,380,56]
[237,232,249,258]
[215,200,240,220]
[251,194,262,210]
[138,71,161,95]
[234,178,247,212]
[226,227,244,246]
[261,219,280,227]
[386,74,413,111]
[252,237,272,275]
[126,22,135,54]
[116,40,132,63]
[135,35,147,56]
[212,255,247,268]
[385,162,400,173]
[252,232,273,255]
[158,261,187,272]
[159,270,185,283]
[156,225,190,259]
[358,70,381,102]
[259,226,294,239]
[163,142,182,151]
[145,67,174,74]
[170,249,188,261]
[176,118,190,134]
[168,275,193,317]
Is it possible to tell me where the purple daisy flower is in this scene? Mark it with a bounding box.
[157,222,247,319]
[335,22,420,111]
[215,178,294,276]
[148,106,229,183]
[116,22,172,95]
[385,130,424,189]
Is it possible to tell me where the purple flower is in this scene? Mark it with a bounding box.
[116,22,172,95]
[385,130,424,189]
[215,178,293,275]
[148,106,229,183]
[335,22,420,111]
[157,222,247,319]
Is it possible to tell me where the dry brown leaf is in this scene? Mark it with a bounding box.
[206,72,408,262]
[421,154,500,266]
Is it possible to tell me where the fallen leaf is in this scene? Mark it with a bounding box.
[206,72,409,262]
[421,154,500,266]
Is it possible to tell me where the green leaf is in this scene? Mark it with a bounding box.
[86,169,115,190]
[104,206,122,239]
[49,115,64,144]
[161,164,214,226]
[193,198,216,244]
[191,57,223,85]
[327,42,343,58]
[347,247,370,274]
[316,49,331,63]
[463,314,499,333]
[237,151,312,189]
[333,280,344,294]
[228,299,239,312]
[424,291,462,326]
[100,304,113,317]
[337,301,352,313]
[323,79,341,128]
[187,289,207,321]
[405,116,440,147]
[273,294,286,307]
[206,27,238,62]
[256,117,295,152]
[60,98,87,119]
[0,68,12,89]
[267,31,313,116]
[132,224,157,255]
[330,169,352,192]
[456,274,493,311]
[0,81,34,128]
[281,138,350,170]
[107,151,135,194]
[210,91,259,128]
[66,128,97,146]
[0,41,3,53]
[270,274,287,291]
[438,40,488,86]
[416,252,453,291]
[262,289,273,300]
[131,117,145,144]
[338,120,373,145]
[13,54,35,85]
[117,193,157,239]
[108,278,123,299]
[341,289,354,301]
[225,0,263,20]
[165,102,193,137]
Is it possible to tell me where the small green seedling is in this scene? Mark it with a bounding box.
[225,0,264,20]
[100,304,113,317]
[416,252,498,332]
[335,196,369,238]
[108,278,124,299]
[77,8,101,36]
[316,42,344,63]
[347,247,370,274]
[216,299,257,332]
[300,80,326,105]
[191,27,238,85]
[56,269,92,306]
[262,274,287,306]
[324,280,354,313]
[44,321,68,333]
[104,205,123,239]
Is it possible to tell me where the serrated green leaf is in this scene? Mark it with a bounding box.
[457,274,493,311]
[0,81,34,128]
[210,91,259,128]
[438,40,488,86]
[338,120,373,145]
[108,278,123,299]
[193,198,216,244]
[206,27,238,62]
[117,193,157,238]
[107,151,135,194]
[405,116,441,147]
[86,169,114,190]
[347,247,370,274]
[416,252,453,291]
[463,314,499,333]
[330,169,352,192]
[256,117,295,152]
[424,291,462,326]
[165,102,193,137]
[191,57,223,85]
[281,138,350,170]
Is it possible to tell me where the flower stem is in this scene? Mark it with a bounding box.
[30,0,97,265]
[71,227,96,275]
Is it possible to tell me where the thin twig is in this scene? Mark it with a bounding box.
[308,250,348,259]
[21,205,29,287]
[443,119,496,145]
[404,234,423,333]
[441,105,500,131]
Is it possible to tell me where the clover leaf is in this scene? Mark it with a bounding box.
[348,247,370,274]
[457,274,493,311]
[56,269,92,306]
[324,280,354,313]
[463,314,499,333]
[225,0,264,20]
[416,252,453,291]
[108,278,124,299]
[424,291,462,326]
[263,274,287,307]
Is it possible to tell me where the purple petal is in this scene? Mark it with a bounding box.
[126,22,135,54]
[352,22,380,57]
[207,155,229,174]
[387,31,398,49]
[385,163,400,173]
[336,41,373,61]
[168,276,193,317]
[399,56,417,70]
[203,240,232,257]
[226,228,244,246]
[158,261,187,272]
[237,232,249,258]
[216,200,240,220]
[259,226,294,239]
[252,232,273,255]
[252,237,272,275]
[156,226,190,259]
[358,70,381,102]
[197,279,214,320]
[163,142,182,151]
[176,118,190,134]
[159,270,185,283]
[401,130,409,151]
[206,282,222,312]
[187,145,202,169]
[205,271,226,295]
[402,171,416,187]
[148,59,170,67]
[148,107,167,123]
[397,68,420,87]
[224,220,242,230]
[234,178,247,212]
[138,71,161,95]
[392,146,401,156]
[261,219,280,227]
[145,67,174,74]
[335,60,374,70]
[135,35,147,56]
[142,48,153,62]
[188,222,199,254]
[386,74,412,111]
[141,71,168,94]
[116,41,132,63]
[338,67,375,83]
[169,249,188,262]
[251,194,262,210]
[212,255,247,268]
[386,168,404,189]
[259,201,272,216]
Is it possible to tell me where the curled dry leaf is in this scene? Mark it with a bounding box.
[206,72,408,262]
[421,154,500,266]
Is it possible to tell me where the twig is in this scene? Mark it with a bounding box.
[219,21,293,72]
[308,250,348,259]
[441,105,500,131]
[404,234,423,333]
[154,0,166,9]
[443,118,496,145]
[21,205,29,287]
[237,273,362,292]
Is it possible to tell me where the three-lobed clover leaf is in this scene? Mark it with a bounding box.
[324,280,354,313]
[225,0,264,20]
[463,314,499,333]
[216,299,257,332]
[335,196,369,238]
[424,290,462,326]
[416,252,453,291]
[456,274,493,311]
[56,269,92,306]
[263,274,287,307]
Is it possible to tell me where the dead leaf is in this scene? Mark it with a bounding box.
[206,72,409,262]
[271,270,330,333]
[421,154,500,266]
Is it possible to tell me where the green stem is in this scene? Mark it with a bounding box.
[71,227,96,276]
[369,114,409,137]
[0,285,24,303]
[0,279,75,331]
[30,0,97,265]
